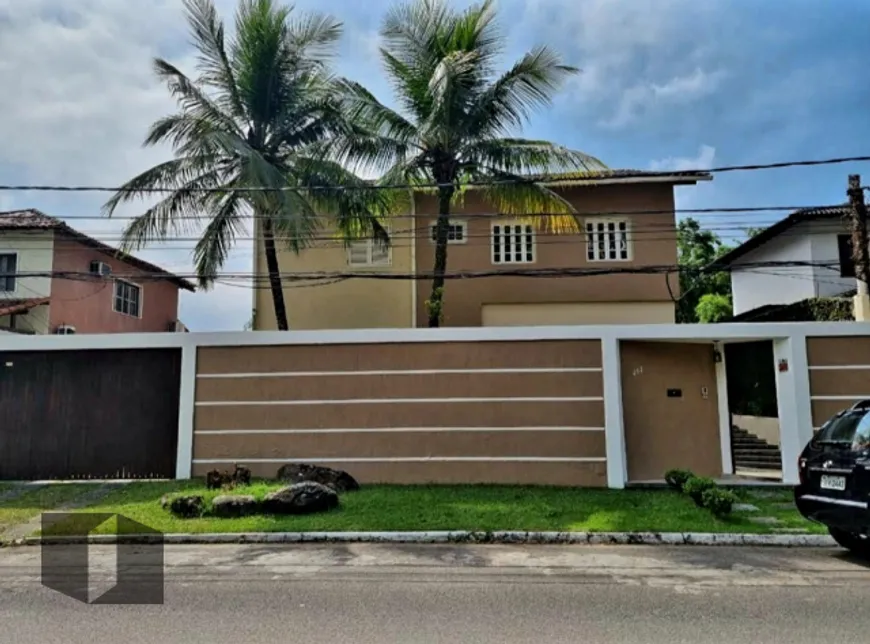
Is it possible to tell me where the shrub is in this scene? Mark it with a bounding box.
[664,469,694,492]
[701,488,739,517]
[683,476,717,506]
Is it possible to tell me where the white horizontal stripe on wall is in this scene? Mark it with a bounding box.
[193,456,607,464]
[194,426,606,435]
[809,395,870,401]
[197,367,602,378]
[195,396,604,407]
[808,365,870,370]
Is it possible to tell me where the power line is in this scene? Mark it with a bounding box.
[0,259,846,285]
[1,155,869,194]
[12,204,838,221]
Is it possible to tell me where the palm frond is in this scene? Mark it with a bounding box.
[464,46,579,138]
[476,169,580,234]
[464,138,607,175]
[286,10,343,59]
[153,58,244,139]
[192,188,248,287]
[182,0,247,122]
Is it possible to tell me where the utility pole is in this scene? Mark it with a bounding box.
[848,174,870,321]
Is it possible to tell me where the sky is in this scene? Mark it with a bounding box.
[0,0,868,331]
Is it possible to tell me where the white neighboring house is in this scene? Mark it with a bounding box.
[715,205,860,318]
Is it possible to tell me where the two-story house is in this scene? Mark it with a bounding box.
[251,170,712,330]
[0,209,195,334]
[715,205,858,319]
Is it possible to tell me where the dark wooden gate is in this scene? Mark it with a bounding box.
[0,348,181,480]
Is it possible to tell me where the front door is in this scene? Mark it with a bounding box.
[620,341,721,481]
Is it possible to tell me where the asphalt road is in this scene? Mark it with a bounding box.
[1,543,870,643]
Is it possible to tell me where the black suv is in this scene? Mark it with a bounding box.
[795,400,870,557]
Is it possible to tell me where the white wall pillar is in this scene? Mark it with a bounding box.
[601,336,627,488]
[773,335,813,484]
[714,342,733,475]
[175,342,198,479]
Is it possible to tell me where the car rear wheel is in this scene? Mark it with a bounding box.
[829,527,870,559]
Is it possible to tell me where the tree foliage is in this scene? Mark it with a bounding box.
[676,217,734,323]
[327,0,607,326]
[103,0,390,330]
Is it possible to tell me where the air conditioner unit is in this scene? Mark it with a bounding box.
[54,325,76,335]
[89,260,112,277]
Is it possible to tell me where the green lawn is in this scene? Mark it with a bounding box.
[0,484,101,532]
[34,481,819,537]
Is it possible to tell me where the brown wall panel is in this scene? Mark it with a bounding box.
[809,369,870,397]
[195,371,603,402]
[193,429,606,460]
[197,340,602,375]
[812,400,856,427]
[194,400,605,430]
[192,460,608,486]
[807,337,870,367]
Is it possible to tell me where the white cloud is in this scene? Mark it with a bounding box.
[0,0,352,331]
[649,144,716,172]
[520,0,727,129]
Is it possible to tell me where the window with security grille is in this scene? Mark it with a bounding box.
[585,219,630,261]
[113,279,141,317]
[429,221,467,244]
[347,238,391,266]
[491,222,535,264]
[0,253,17,292]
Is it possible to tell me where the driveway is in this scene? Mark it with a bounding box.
[0,543,868,643]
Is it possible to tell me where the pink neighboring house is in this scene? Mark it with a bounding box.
[0,209,195,335]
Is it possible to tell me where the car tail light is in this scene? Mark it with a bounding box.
[798,458,808,484]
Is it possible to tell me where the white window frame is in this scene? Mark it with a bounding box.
[113,278,143,318]
[429,219,468,245]
[346,234,392,267]
[491,221,536,265]
[0,251,18,293]
[585,217,632,262]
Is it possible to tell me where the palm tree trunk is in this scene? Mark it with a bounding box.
[261,215,290,331]
[427,185,455,327]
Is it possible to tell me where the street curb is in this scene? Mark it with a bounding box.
[4,531,837,548]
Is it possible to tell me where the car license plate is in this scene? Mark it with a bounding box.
[820,475,847,491]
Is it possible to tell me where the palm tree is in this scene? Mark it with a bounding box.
[329,0,607,327]
[103,0,390,331]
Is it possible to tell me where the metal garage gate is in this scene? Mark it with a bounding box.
[0,348,181,480]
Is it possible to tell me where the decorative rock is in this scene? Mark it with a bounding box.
[211,494,258,518]
[276,463,360,493]
[749,516,782,525]
[206,464,252,490]
[733,503,760,513]
[163,494,205,518]
[262,482,339,515]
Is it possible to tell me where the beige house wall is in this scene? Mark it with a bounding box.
[481,301,675,326]
[253,215,416,330]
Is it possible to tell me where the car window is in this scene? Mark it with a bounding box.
[817,409,870,447]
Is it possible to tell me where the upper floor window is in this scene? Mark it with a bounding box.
[0,253,16,292]
[347,237,391,267]
[430,220,467,244]
[113,279,142,317]
[837,234,856,278]
[492,222,535,264]
[585,218,630,262]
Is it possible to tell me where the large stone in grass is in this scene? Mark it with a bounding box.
[161,494,205,519]
[276,462,360,493]
[211,494,258,518]
[262,482,339,515]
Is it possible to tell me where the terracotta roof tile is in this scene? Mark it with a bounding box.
[0,209,195,291]
[0,297,50,317]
